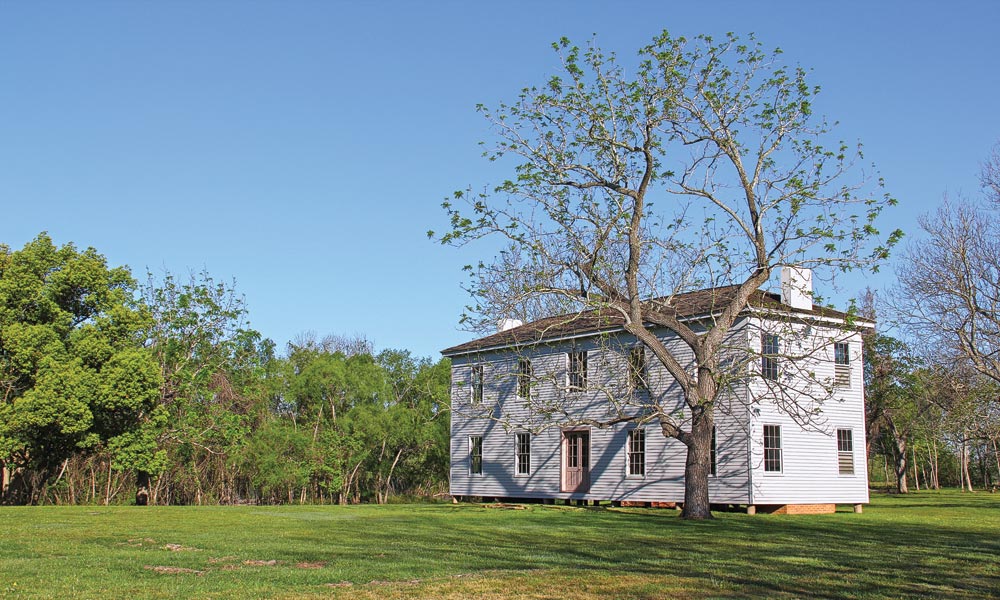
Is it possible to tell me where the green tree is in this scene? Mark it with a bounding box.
[864,333,932,493]
[142,270,272,505]
[0,234,161,504]
[437,32,899,518]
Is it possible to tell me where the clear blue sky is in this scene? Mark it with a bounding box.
[2,1,998,359]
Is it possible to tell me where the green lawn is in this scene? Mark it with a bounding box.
[0,491,997,599]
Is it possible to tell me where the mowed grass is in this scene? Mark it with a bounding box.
[0,491,998,599]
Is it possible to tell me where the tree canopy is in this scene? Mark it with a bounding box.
[438,31,900,518]
[0,234,162,503]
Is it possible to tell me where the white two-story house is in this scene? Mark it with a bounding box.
[442,269,870,514]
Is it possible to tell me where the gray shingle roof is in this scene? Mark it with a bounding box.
[441,285,857,356]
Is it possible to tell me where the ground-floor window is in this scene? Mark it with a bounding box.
[837,428,854,474]
[763,425,782,473]
[710,426,717,476]
[515,432,530,475]
[469,435,483,475]
[627,428,645,477]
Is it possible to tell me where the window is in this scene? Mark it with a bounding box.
[517,359,533,399]
[627,429,645,477]
[471,364,484,404]
[761,334,780,381]
[763,425,782,473]
[568,350,588,391]
[628,346,648,390]
[469,435,483,475]
[710,426,717,476]
[515,432,531,475]
[834,342,851,388]
[837,429,854,475]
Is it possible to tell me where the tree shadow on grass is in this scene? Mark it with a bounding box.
[203,502,998,599]
[357,505,1000,599]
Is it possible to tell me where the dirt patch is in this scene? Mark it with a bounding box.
[208,556,238,564]
[122,537,157,547]
[243,559,279,566]
[368,579,423,586]
[325,581,354,588]
[296,561,327,569]
[164,543,201,552]
[143,565,204,576]
[482,503,527,510]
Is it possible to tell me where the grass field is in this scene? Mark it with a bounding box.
[0,491,998,599]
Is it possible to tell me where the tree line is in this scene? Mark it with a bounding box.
[864,145,1000,495]
[0,234,450,505]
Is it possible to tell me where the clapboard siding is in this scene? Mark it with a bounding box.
[450,325,752,503]
[746,321,869,505]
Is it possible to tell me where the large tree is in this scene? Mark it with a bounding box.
[141,270,272,505]
[437,32,898,518]
[0,234,161,504]
[897,143,1000,386]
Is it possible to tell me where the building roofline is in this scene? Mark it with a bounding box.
[442,286,871,357]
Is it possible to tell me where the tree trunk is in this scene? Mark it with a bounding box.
[382,448,405,505]
[912,445,920,491]
[136,470,150,506]
[931,439,940,489]
[992,438,1000,489]
[889,422,908,494]
[979,444,988,488]
[104,461,113,506]
[680,413,714,520]
[961,439,975,492]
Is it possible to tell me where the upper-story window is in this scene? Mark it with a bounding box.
[761,334,780,381]
[568,350,588,391]
[628,346,648,391]
[517,358,533,399]
[471,364,484,405]
[834,342,851,388]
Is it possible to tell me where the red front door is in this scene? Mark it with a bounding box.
[563,430,590,492]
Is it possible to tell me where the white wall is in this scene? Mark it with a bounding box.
[745,318,870,505]
[448,325,752,503]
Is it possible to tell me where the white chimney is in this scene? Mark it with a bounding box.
[780,266,813,310]
[498,318,524,332]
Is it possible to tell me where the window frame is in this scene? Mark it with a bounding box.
[469,435,483,476]
[471,364,484,405]
[837,428,855,475]
[568,350,588,391]
[515,432,531,476]
[628,345,649,391]
[834,342,851,388]
[710,426,717,477]
[517,358,533,399]
[626,428,646,478]
[763,424,782,474]
[761,334,780,381]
